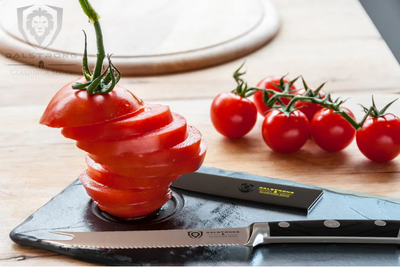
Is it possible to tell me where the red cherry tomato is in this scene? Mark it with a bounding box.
[356,114,400,162]
[76,113,187,156]
[262,110,310,153]
[294,88,326,122]
[97,190,173,218]
[90,126,202,167]
[253,76,296,116]
[210,92,257,139]
[40,78,143,128]
[311,107,356,152]
[61,103,173,141]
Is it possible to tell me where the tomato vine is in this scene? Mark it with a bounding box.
[232,64,397,130]
[72,0,121,95]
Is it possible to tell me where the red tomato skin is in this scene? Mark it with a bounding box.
[79,170,171,206]
[97,190,173,218]
[253,76,296,116]
[40,78,143,128]
[311,107,356,152]
[76,113,187,156]
[294,89,326,122]
[61,103,173,141]
[262,110,310,153]
[356,114,400,162]
[101,140,207,178]
[89,126,202,167]
[210,92,257,139]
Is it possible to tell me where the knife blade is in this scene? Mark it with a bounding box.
[44,220,400,249]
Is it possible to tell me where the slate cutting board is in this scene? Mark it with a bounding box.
[10,166,400,266]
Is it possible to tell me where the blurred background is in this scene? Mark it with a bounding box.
[360,0,400,65]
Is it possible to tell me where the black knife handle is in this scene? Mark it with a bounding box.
[246,220,400,246]
[269,220,400,237]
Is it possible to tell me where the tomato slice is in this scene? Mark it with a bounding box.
[79,170,171,206]
[96,190,173,218]
[61,103,173,141]
[76,113,187,156]
[89,126,202,167]
[86,155,180,189]
[40,78,143,128]
[101,140,207,178]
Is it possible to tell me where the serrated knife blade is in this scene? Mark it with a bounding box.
[44,226,250,249]
[43,220,400,249]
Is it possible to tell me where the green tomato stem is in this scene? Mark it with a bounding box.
[73,0,120,94]
[249,87,371,130]
[92,20,105,80]
[231,64,381,130]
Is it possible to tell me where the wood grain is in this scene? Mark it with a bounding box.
[1,0,400,265]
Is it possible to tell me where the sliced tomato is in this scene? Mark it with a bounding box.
[86,155,180,189]
[40,78,143,128]
[89,126,202,167]
[76,113,187,156]
[61,103,173,141]
[101,140,207,178]
[96,190,173,218]
[79,170,170,206]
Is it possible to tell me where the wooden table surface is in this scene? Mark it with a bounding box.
[1,0,400,265]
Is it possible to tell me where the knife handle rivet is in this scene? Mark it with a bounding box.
[278,221,290,228]
[324,220,340,228]
[374,220,386,227]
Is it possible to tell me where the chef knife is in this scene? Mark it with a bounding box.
[44,220,400,249]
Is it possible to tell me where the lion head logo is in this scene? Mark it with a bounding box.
[26,7,54,46]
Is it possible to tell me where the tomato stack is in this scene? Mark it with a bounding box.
[40,81,207,218]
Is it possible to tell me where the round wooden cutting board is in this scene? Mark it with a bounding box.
[0,0,279,75]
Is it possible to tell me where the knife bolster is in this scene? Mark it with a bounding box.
[245,222,271,247]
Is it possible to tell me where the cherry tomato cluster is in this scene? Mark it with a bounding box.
[211,64,400,162]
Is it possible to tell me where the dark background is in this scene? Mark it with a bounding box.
[360,0,400,65]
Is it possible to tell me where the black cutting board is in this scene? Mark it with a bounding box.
[10,166,400,266]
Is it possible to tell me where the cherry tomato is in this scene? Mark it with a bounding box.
[97,190,173,218]
[253,75,296,116]
[90,126,202,167]
[61,103,173,141]
[311,107,356,152]
[262,110,310,153]
[100,140,207,178]
[294,88,326,122]
[356,114,400,162]
[76,113,187,156]
[210,92,257,139]
[40,78,143,128]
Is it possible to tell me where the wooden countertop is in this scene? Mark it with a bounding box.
[1,0,400,265]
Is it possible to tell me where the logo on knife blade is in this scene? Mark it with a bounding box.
[188,231,203,239]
